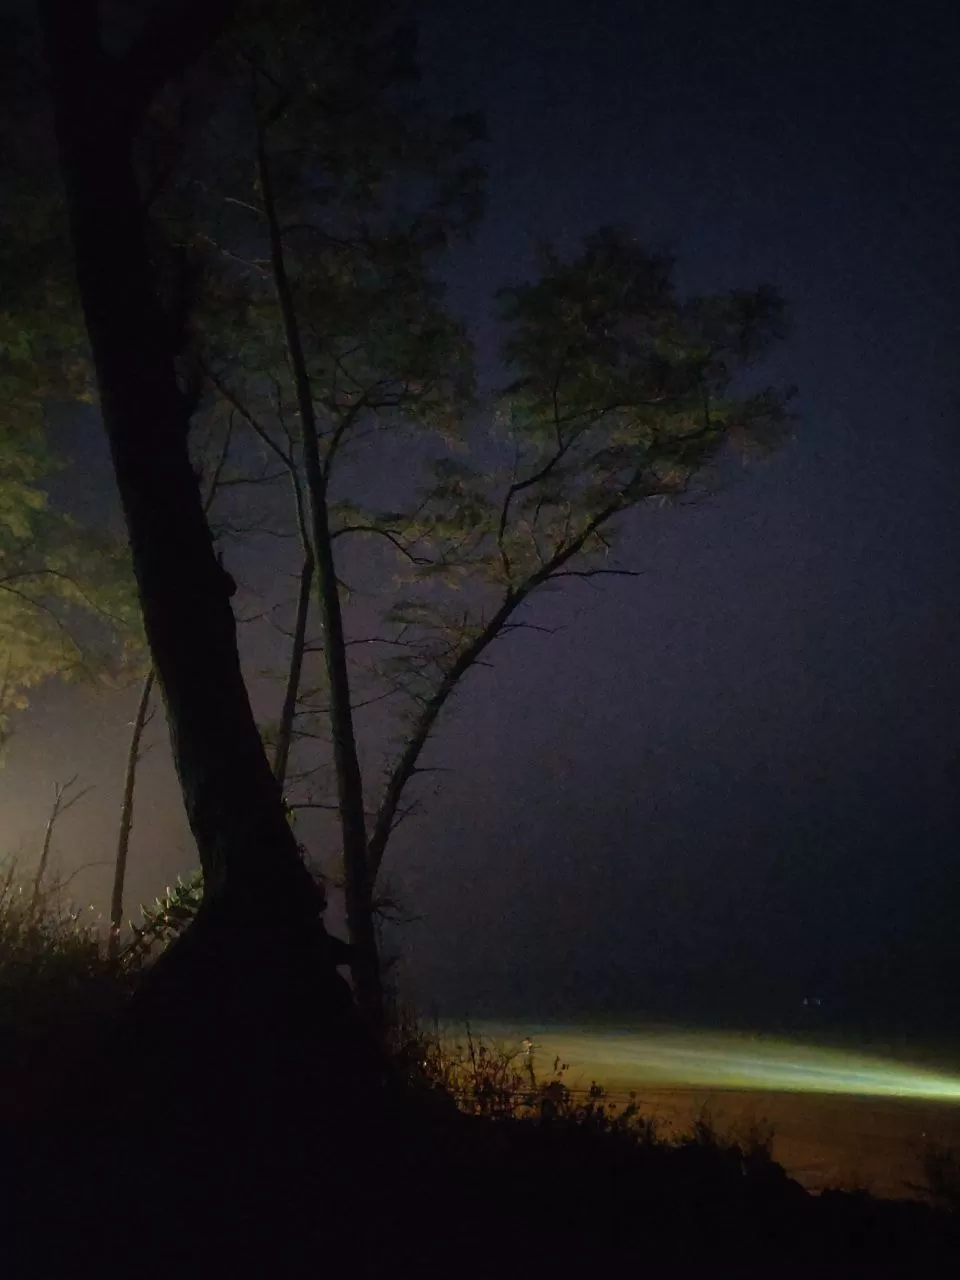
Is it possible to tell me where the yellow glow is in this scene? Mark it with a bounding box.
[464,1023,960,1102]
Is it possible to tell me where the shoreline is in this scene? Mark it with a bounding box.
[437,1020,960,1199]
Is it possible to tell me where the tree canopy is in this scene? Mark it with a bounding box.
[170,16,791,1008]
[0,134,141,747]
[14,0,792,1021]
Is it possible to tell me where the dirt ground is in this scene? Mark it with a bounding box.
[589,1086,960,1199]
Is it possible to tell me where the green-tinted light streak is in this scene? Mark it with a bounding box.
[467,1024,960,1102]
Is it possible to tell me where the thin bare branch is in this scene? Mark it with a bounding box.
[214,470,288,488]
[194,230,271,276]
[0,583,87,661]
[553,567,642,580]
[368,492,634,879]
[330,524,429,565]
[500,620,561,635]
[321,394,374,479]
[203,364,295,472]
[201,414,235,513]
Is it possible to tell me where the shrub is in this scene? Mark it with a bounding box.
[118,871,203,973]
[0,857,127,1091]
[0,857,115,1009]
[0,859,206,1083]
[923,1144,960,1213]
[389,1014,781,1164]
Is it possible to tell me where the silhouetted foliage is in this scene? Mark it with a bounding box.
[5,947,959,1276]
[187,93,792,1015]
[924,1143,960,1214]
[0,21,145,749]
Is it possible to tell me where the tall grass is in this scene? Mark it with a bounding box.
[0,856,126,1094]
[0,857,114,1012]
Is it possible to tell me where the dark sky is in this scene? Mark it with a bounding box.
[400,0,960,1030]
[4,0,959,1034]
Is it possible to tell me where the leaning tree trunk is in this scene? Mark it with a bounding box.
[42,0,318,922]
[36,5,373,1061]
[32,9,399,1274]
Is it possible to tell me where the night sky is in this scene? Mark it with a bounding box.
[4,0,959,1035]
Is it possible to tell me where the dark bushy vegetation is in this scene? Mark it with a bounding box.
[3,878,959,1277]
[0,859,128,1089]
[924,1144,960,1215]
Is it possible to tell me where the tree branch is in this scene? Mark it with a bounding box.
[330,523,429,564]
[201,413,235,513]
[553,567,642,580]
[321,394,374,479]
[496,372,582,582]
[204,365,295,472]
[368,492,632,879]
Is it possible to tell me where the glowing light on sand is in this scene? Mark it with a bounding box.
[464,1023,960,1102]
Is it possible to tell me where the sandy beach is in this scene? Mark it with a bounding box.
[466,1022,960,1199]
[597,1087,960,1199]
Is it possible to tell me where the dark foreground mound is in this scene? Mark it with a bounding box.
[4,936,959,1278]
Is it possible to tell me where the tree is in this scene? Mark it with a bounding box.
[157,6,791,1024]
[362,232,791,881]
[178,7,481,1019]
[200,131,790,1020]
[29,774,93,916]
[334,236,787,988]
[36,2,789,1041]
[37,0,358,1047]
